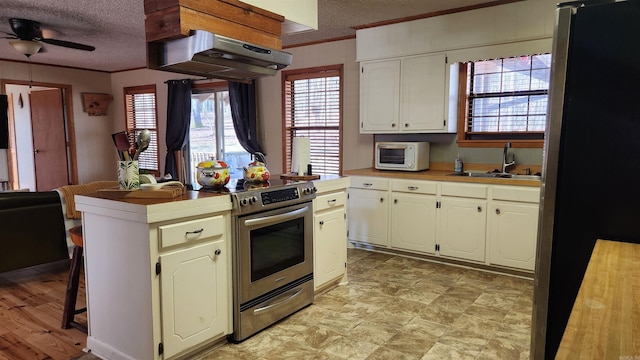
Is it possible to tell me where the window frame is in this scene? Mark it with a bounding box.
[456,55,549,149]
[281,65,344,175]
[123,84,160,175]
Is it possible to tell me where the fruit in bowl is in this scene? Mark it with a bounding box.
[196,159,230,187]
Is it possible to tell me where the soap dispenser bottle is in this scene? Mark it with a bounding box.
[454,154,463,172]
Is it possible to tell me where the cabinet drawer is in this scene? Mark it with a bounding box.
[391,180,437,195]
[349,176,389,191]
[441,182,487,199]
[159,215,225,248]
[314,191,346,212]
[492,186,540,203]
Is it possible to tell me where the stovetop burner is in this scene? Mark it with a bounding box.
[199,177,317,215]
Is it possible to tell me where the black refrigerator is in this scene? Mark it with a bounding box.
[532,0,640,358]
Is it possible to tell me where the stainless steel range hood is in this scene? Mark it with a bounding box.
[147,30,292,82]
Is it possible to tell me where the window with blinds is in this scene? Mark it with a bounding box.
[283,65,343,175]
[461,53,551,143]
[124,85,159,175]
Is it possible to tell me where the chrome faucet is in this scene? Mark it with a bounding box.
[502,142,515,173]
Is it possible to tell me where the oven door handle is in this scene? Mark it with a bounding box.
[243,206,309,228]
[253,286,304,316]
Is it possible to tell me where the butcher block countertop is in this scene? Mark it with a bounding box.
[556,239,640,359]
[344,167,541,187]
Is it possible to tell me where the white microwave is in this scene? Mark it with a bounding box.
[375,142,430,171]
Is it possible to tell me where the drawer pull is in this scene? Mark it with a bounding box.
[319,220,324,226]
[407,186,418,191]
[363,183,373,187]
[214,249,221,256]
[495,208,501,215]
[327,199,337,205]
[186,229,204,235]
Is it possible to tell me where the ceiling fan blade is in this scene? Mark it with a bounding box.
[41,38,95,51]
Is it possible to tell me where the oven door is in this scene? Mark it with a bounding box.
[236,201,313,303]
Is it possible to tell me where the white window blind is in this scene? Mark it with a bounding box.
[466,54,551,139]
[284,67,342,175]
[124,85,159,174]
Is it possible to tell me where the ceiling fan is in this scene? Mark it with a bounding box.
[2,18,95,57]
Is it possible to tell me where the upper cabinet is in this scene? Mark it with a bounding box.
[360,53,454,134]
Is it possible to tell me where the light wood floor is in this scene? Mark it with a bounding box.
[0,260,87,360]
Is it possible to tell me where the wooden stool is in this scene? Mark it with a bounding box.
[61,226,87,333]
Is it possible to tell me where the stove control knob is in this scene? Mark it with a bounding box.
[240,198,248,206]
[312,186,317,193]
[250,196,258,204]
[303,187,311,195]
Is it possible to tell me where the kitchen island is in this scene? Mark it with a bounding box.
[76,190,233,360]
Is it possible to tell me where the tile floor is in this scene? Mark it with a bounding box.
[194,248,534,360]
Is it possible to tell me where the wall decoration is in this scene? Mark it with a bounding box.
[82,93,112,116]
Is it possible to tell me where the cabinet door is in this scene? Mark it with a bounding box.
[360,60,401,133]
[160,240,228,359]
[438,197,487,262]
[314,207,347,289]
[488,202,539,271]
[391,192,437,254]
[400,54,446,132]
[347,188,389,246]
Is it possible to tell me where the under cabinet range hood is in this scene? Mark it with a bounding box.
[147,30,292,82]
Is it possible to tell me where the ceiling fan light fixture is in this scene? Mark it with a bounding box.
[10,40,42,57]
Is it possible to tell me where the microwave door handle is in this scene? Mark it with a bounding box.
[378,145,407,149]
[243,206,309,228]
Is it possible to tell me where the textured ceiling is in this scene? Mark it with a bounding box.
[0,0,509,73]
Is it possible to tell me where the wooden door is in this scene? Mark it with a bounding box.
[30,89,69,190]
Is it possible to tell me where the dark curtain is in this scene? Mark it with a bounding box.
[164,79,193,178]
[0,95,8,149]
[228,81,264,155]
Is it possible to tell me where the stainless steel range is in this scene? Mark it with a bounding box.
[202,178,317,342]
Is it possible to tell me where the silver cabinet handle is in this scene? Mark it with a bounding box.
[186,229,203,235]
[214,249,221,255]
[477,206,482,212]
[495,209,501,215]
[319,220,324,225]
[407,186,418,191]
[327,199,337,205]
[363,183,373,187]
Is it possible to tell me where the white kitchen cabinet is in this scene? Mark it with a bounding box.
[487,186,540,271]
[360,53,452,134]
[347,176,390,247]
[359,59,400,133]
[75,193,232,360]
[438,183,488,262]
[390,180,437,254]
[159,235,228,359]
[313,177,351,291]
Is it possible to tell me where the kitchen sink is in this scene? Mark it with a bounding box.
[447,171,541,180]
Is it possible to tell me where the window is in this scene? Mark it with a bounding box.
[187,82,250,186]
[124,85,159,175]
[457,53,551,148]
[283,65,343,175]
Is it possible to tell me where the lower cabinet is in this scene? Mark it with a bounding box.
[487,186,540,271]
[79,199,232,360]
[390,181,437,254]
[347,185,389,247]
[159,239,229,359]
[312,177,351,291]
[347,176,540,272]
[437,182,488,263]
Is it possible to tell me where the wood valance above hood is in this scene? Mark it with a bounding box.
[143,0,284,49]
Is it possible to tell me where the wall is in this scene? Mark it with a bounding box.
[0,60,114,187]
[256,38,373,174]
